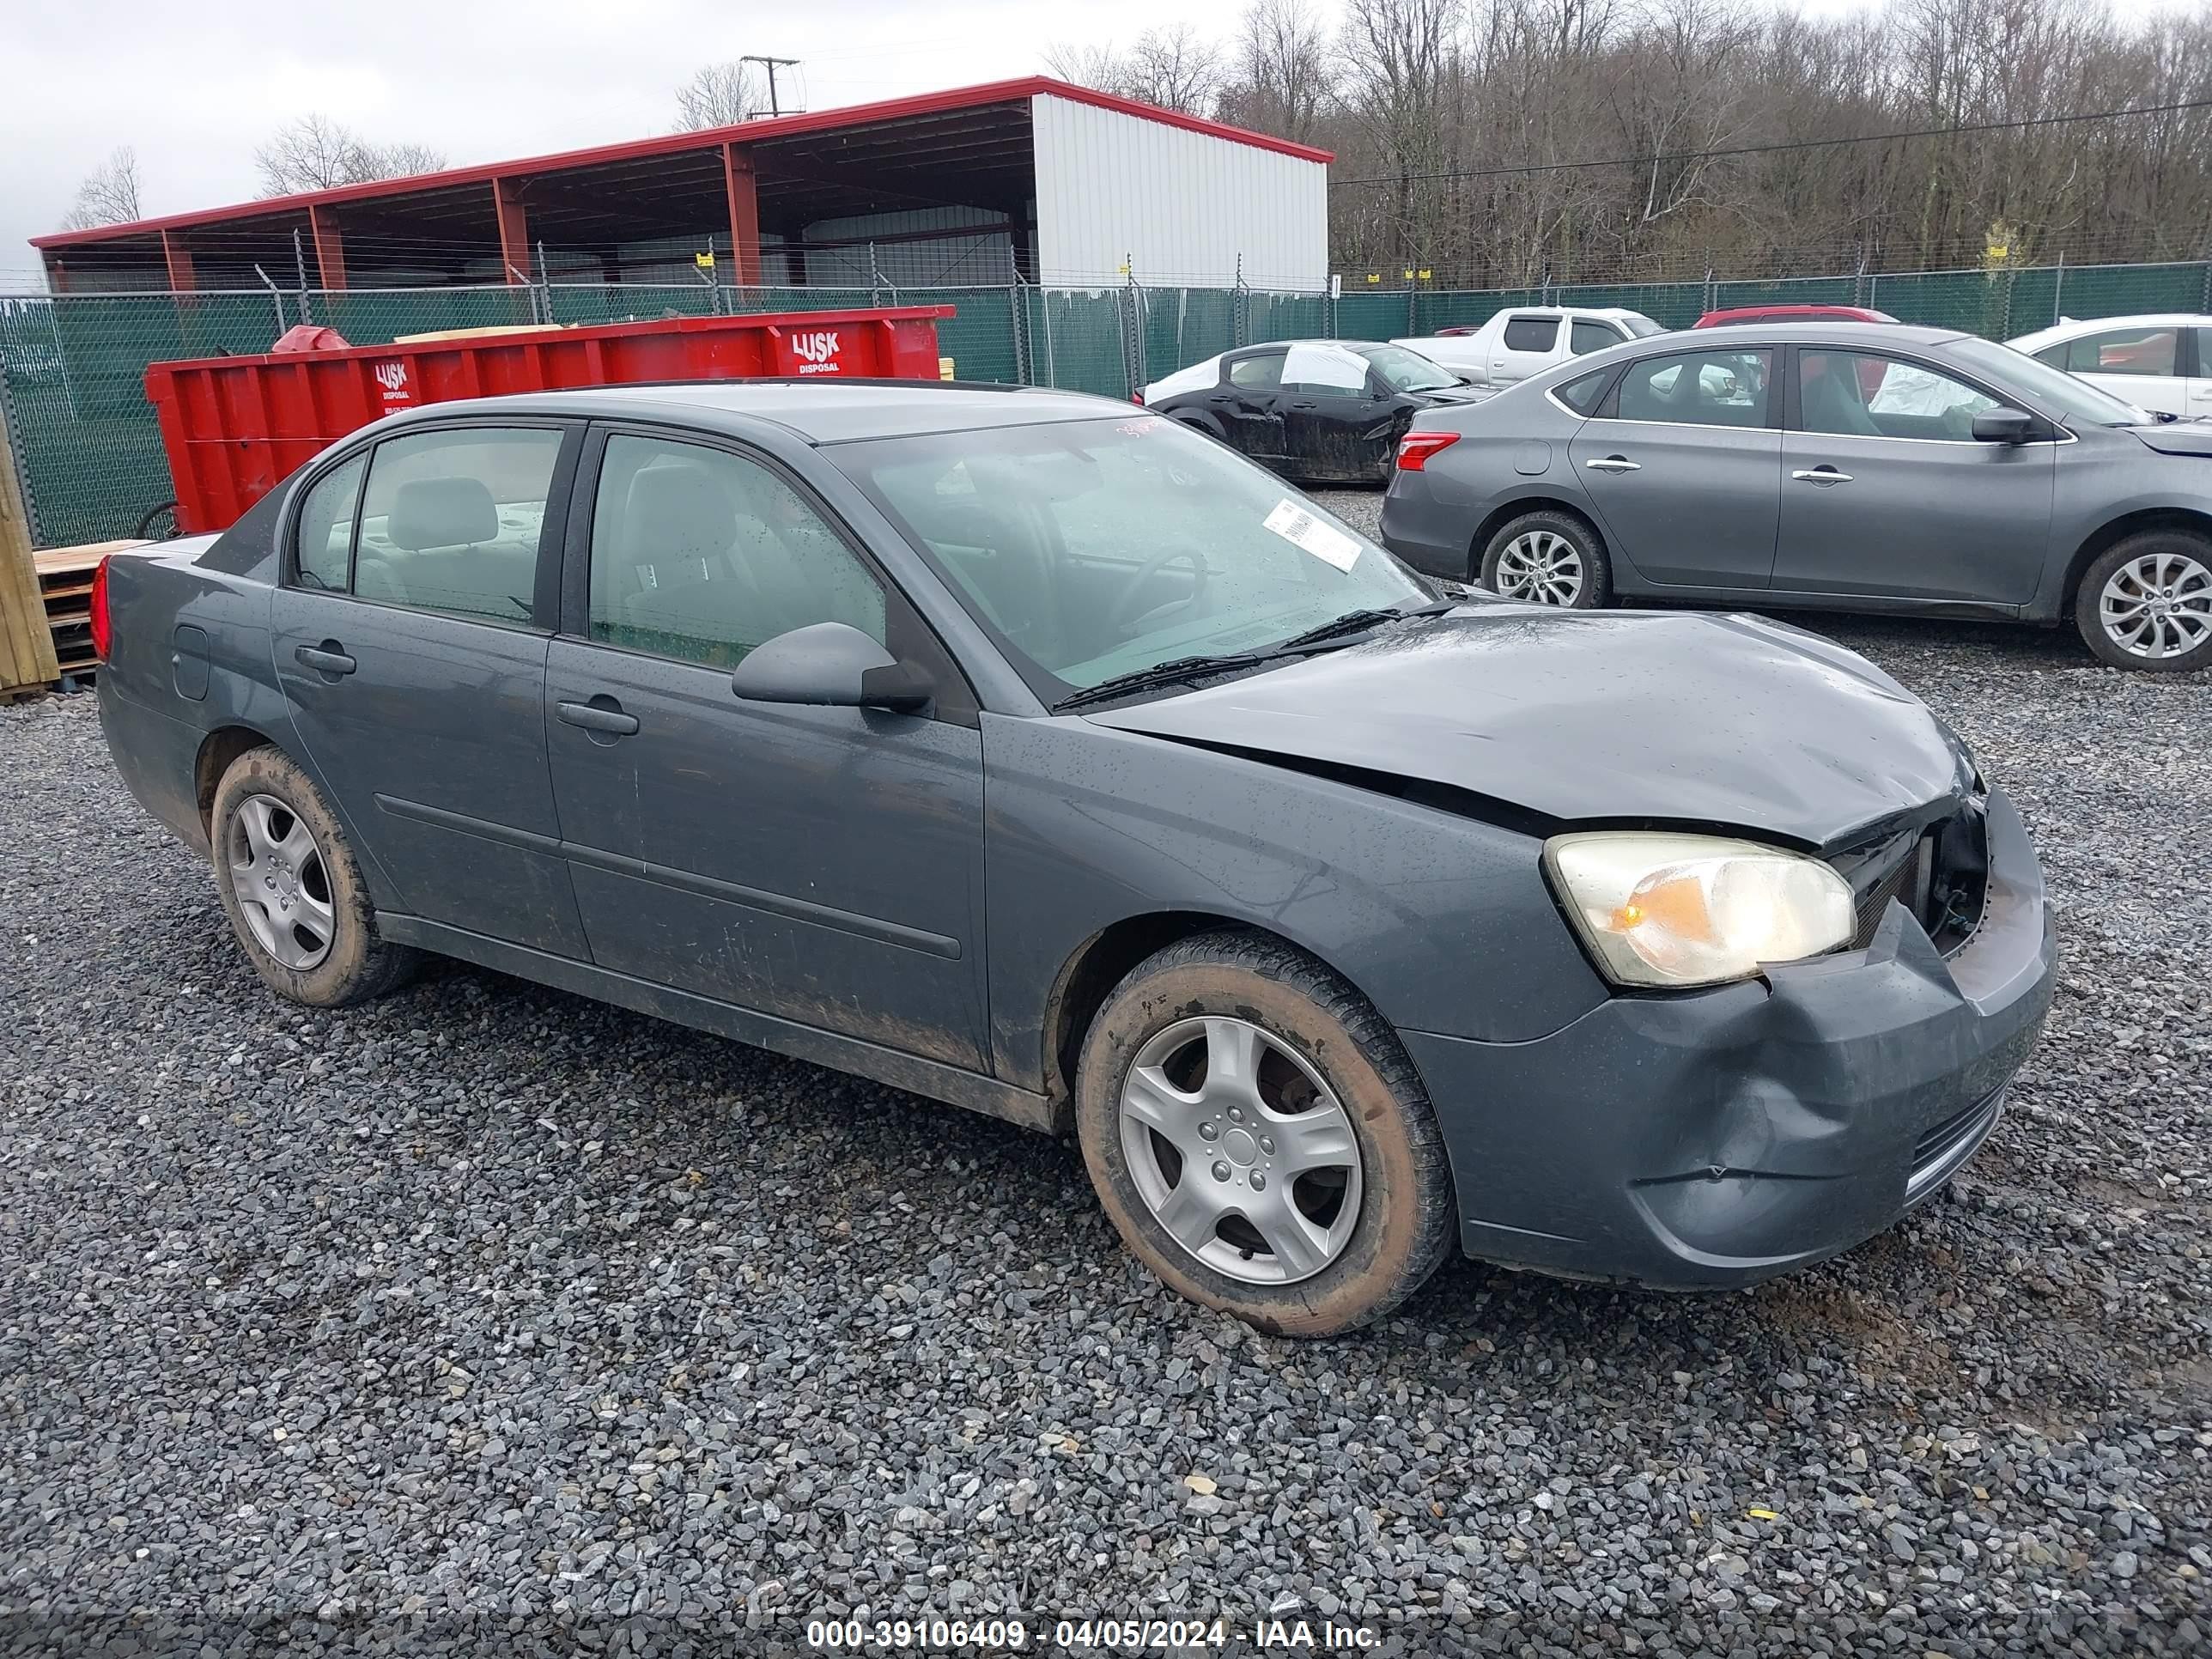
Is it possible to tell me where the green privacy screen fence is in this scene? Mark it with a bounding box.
[7,257,2212,546]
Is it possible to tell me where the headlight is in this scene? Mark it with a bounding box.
[1544,831,1855,989]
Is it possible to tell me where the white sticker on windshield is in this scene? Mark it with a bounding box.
[1265,499,1362,572]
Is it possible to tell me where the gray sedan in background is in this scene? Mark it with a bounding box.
[1381,322,2212,671]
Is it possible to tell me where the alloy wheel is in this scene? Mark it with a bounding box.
[2099,550,2212,661]
[1117,1016,1364,1285]
[1495,530,1584,605]
[228,794,336,971]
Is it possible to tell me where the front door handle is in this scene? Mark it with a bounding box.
[295,641,356,676]
[1583,456,1640,473]
[556,699,640,737]
[1792,466,1854,485]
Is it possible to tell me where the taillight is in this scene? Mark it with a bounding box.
[1396,431,1462,471]
[89,555,112,660]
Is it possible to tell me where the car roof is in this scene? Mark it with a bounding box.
[1666,320,1969,347]
[370,378,1136,445]
[1698,304,1890,321]
[2008,313,2212,345]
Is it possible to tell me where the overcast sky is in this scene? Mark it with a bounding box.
[6,0,2204,288]
[0,0,1231,285]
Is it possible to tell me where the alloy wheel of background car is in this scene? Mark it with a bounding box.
[210,745,419,1007]
[2075,532,2212,672]
[2098,549,2211,662]
[1117,1015,1364,1285]
[1494,530,1585,605]
[226,793,337,971]
[1480,509,1613,610]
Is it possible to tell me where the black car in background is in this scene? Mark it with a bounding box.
[1144,339,1489,485]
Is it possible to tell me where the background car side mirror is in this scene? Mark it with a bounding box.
[728,621,933,713]
[1972,407,2039,444]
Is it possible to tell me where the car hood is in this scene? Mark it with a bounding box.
[1085,606,1973,848]
[2130,422,2212,456]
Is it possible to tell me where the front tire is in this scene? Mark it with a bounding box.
[2075,532,2212,672]
[1480,509,1612,608]
[1074,931,1455,1337]
[210,745,417,1006]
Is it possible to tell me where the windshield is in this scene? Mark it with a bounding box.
[1355,343,1461,392]
[1948,337,2153,427]
[830,415,1430,699]
[1620,313,1664,337]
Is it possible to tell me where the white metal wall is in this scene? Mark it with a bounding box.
[1030,94,1328,289]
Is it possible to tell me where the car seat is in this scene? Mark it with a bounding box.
[383,477,535,619]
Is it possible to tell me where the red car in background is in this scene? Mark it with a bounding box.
[1694,304,1898,327]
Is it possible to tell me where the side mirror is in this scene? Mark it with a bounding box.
[728,621,932,714]
[1972,407,2038,444]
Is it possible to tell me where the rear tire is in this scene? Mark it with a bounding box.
[1480,508,1612,609]
[2074,532,2212,672]
[1074,930,1455,1337]
[210,746,418,1007]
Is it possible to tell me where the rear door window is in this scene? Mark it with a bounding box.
[1502,315,1560,353]
[1613,349,1772,427]
[2061,325,2179,377]
[351,428,565,624]
[1226,350,1286,392]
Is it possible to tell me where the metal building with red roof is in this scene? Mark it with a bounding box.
[30,78,1332,295]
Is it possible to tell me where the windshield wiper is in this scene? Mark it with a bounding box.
[1053,652,1273,714]
[1273,599,1457,652]
[1052,602,1459,714]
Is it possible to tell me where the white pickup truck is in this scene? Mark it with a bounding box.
[1395,306,1663,389]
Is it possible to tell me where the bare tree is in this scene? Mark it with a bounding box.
[1045,40,1132,94]
[674,60,770,130]
[255,115,445,196]
[60,146,143,228]
[370,142,447,179]
[1125,23,1226,112]
[1047,27,1223,113]
[1221,0,1334,143]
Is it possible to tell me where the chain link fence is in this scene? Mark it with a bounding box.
[7,257,2212,547]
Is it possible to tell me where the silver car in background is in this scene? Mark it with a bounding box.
[1380,322,2212,672]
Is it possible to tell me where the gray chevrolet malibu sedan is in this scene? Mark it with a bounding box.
[1382,321,2212,672]
[96,381,2054,1335]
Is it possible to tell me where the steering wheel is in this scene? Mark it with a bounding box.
[1106,546,1211,633]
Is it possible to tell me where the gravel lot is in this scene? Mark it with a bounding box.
[3,544,2209,1654]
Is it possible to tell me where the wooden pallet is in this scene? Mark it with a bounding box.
[34,540,145,682]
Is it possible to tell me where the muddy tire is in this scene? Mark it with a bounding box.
[1074,929,1455,1337]
[210,745,417,1007]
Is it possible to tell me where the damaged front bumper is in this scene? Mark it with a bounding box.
[1402,785,2056,1288]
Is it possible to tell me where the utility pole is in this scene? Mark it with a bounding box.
[740,56,801,118]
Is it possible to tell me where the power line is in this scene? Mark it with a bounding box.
[1327,94,2212,188]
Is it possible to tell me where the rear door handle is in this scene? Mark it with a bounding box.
[1792,466,1854,485]
[295,642,356,676]
[1583,456,1640,473]
[556,699,640,737]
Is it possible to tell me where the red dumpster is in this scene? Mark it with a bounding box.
[143,305,955,534]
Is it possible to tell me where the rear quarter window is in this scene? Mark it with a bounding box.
[1554,368,1613,415]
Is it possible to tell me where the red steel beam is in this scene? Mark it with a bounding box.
[723,145,763,287]
[161,231,197,291]
[492,179,531,284]
[308,206,347,291]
